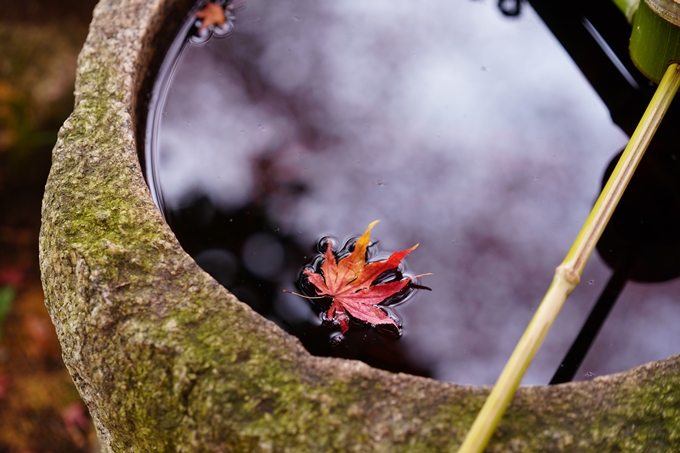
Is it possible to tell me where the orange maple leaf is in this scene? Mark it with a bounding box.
[195,2,227,34]
[290,220,428,334]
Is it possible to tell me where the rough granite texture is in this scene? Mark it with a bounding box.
[39,0,680,451]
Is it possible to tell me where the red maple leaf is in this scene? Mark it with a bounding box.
[289,220,428,334]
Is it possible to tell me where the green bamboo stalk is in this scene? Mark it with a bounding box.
[611,0,638,21]
[456,62,680,453]
[630,0,680,83]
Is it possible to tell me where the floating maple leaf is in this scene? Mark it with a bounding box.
[195,2,227,34]
[286,220,429,335]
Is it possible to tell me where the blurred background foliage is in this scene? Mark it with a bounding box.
[0,1,99,451]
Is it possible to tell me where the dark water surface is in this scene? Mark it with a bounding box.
[144,0,680,385]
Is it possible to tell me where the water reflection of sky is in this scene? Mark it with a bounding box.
[153,0,680,385]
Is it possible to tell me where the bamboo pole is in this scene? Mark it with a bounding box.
[457,62,680,453]
[611,0,638,20]
[630,0,680,83]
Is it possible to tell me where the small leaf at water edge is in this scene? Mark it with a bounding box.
[195,2,228,34]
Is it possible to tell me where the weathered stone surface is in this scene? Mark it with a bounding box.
[39,0,680,451]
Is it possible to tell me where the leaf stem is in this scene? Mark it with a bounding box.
[456,62,680,453]
[281,289,328,300]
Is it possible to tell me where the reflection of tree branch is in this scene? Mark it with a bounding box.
[249,144,307,204]
[206,29,341,150]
